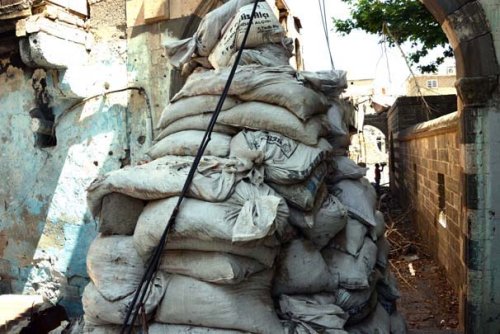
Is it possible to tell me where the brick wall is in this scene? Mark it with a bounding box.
[390,112,467,317]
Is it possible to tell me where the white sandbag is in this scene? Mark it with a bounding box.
[273,239,337,296]
[218,102,326,146]
[230,40,293,67]
[163,0,256,66]
[279,294,348,331]
[377,269,401,302]
[330,218,368,257]
[159,250,265,284]
[334,286,378,326]
[208,2,285,68]
[331,178,377,226]
[82,323,123,334]
[269,163,328,211]
[164,236,279,268]
[328,156,368,183]
[147,131,231,159]
[155,271,283,334]
[172,65,329,121]
[298,70,348,97]
[322,237,377,290]
[325,102,348,137]
[230,130,332,184]
[289,194,348,249]
[369,210,386,241]
[376,237,390,269]
[134,181,288,258]
[390,311,408,334]
[149,323,245,333]
[86,236,144,302]
[346,303,391,334]
[82,273,167,326]
[158,95,239,129]
[155,114,238,142]
[87,155,244,216]
[283,322,348,334]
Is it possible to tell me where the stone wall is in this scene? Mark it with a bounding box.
[391,114,466,312]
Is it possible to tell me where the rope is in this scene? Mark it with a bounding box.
[318,0,335,70]
[120,0,261,332]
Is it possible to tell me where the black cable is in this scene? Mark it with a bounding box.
[120,0,261,332]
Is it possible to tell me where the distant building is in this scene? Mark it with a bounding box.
[405,65,456,96]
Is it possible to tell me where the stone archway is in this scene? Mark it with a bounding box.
[420,1,499,333]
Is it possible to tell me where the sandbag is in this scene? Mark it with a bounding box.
[164,0,256,66]
[230,40,293,67]
[86,236,145,301]
[346,303,391,334]
[370,210,386,241]
[172,65,329,121]
[82,324,123,334]
[298,70,347,97]
[390,311,408,334]
[376,237,390,269]
[155,271,283,334]
[149,324,245,333]
[322,237,378,290]
[155,114,238,142]
[289,194,348,249]
[377,269,401,302]
[98,193,144,236]
[283,322,348,334]
[331,178,377,226]
[334,286,378,326]
[147,131,231,159]
[279,294,348,331]
[325,102,348,137]
[159,250,265,284]
[87,156,244,216]
[134,181,288,258]
[273,239,337,296]
[230,130,332,184]
[82,273,167,326]
[269,163,328,211]
[328,156,368,183]
[208,2,285,68]
[330,218,368,257]
[164,236,279,268]
[158,95,239,129]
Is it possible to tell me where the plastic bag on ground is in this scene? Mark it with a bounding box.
[82,272,167,326]
[269,163,328,211]
[345,303,391,334]
[208,2,285,68]
[331,178,377,226]
[134,181,288,258]
[87,156,245,216]
[159,250,265,284]
[155,271,283,334]
[279,294,348,331]
[172,65,329,121]
[273,239,337,296]
[86,235,145,301]
[289,194,348,249]
[147,131,231,159]
[322,237,378,290]
[158,95,239,130]
[329,218,368,257]
[163,0,255,66]
[230,130,333,184]
[164,236,279,267]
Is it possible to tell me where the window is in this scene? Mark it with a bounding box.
[426,79,438,89]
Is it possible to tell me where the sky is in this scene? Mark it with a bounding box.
[284,0,454,96]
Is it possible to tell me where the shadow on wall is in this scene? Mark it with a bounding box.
[0,55,149,316]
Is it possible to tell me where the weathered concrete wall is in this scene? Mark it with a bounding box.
[391,114,466,318]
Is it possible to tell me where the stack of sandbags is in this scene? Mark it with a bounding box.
[82,0,406,333]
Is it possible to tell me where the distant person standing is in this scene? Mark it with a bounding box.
[374,162,385,194]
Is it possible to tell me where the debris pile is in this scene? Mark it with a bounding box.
[82,1,407,333]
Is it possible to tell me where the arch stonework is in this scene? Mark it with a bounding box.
[421,1,500,332]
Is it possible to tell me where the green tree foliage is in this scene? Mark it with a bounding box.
[333,0,453,73]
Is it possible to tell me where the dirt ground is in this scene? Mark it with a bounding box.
[381,193,460,331]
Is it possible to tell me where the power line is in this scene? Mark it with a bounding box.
[318,0,335,69]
